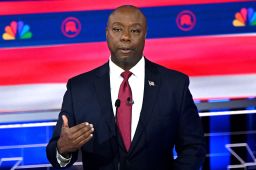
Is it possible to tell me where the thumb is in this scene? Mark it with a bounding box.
[62,115,69,128]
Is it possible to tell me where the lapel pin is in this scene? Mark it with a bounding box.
[148,80,155,87]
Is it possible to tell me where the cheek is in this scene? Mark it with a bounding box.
[133,35,144,43]
[108,40,118,49]
[107,40,119,53]
[108,32,121,41]
[134,39,145,49]
[108,35,120,47]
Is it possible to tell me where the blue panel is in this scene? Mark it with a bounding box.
[0,125,54,168]
[247,113,256,154]
[209,115,230,169]
[22,147,49,165]
[0,126,54,146]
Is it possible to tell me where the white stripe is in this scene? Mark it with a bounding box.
[15,164,52,169]
[15,162,83,169]
[190,74,256,99]
[0,83,66,111]
[228,163,256,169]
[0,111,59,123]
[204,130,256,137]
[0,144,47,150]
[0,74,255,111]
[199,110,256,117]
[0,122,56,129]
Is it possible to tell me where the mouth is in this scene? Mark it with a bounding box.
[119,48,133,54]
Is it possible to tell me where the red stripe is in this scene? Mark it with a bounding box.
[0,35,255,85]
[0,0,252,15]
[145,35,256,76]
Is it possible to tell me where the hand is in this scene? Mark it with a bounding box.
[57,115,94,156]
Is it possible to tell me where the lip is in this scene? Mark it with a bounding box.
[119,48,133,54]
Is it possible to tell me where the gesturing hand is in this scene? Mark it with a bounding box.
[57,115,94,156]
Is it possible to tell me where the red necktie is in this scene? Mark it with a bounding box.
[117,71,133,151]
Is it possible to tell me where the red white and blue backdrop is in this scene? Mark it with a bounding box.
[0,0,255,169]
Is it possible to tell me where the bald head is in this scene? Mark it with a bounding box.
[107,5,147,30]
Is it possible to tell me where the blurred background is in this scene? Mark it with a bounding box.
[0,0,255,169]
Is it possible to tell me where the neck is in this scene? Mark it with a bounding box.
[111,56,142,71]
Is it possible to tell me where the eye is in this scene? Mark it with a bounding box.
[131,29,141,34]
[112,27,122,32]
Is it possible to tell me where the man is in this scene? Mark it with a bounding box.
[46,5,206,170]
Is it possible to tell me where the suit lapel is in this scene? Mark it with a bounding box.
[93,59,161,152]
[129,59,161,155]
[94,62,117,141]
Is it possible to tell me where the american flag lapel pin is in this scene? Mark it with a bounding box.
[148,80,155,87]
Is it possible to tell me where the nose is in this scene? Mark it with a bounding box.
[120,29,131,42]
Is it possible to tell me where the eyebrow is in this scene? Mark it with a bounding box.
[111,22,143,27]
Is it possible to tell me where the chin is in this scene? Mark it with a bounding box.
[119,54,132,61]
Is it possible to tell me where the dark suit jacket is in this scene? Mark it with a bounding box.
[46,58,206,170]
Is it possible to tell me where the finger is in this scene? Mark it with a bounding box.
[71,124,94,139]
[62,115,69,128]
[69,122,92,134]
[77,133,93,147]
[73,126,94,144]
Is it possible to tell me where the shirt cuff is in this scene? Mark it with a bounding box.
[56,148,72,167]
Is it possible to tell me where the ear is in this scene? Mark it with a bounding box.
[144,27,147,38]
[106,27,109,40]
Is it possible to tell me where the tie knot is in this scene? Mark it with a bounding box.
[121,71,132,81]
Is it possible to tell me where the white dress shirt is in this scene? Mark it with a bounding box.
[57,57,145,166]
[109,56,145,139]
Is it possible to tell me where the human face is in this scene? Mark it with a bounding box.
[106,7,147,70]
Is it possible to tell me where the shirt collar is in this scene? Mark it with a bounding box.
[109,56,145,78]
